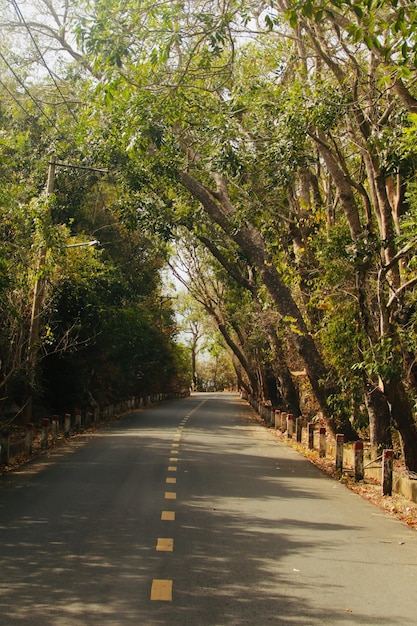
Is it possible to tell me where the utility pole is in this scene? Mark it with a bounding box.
[24,156,56,422]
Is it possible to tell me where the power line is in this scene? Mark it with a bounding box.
[10,0,78,123]
[0,76,32,116]
[0,48,59,131]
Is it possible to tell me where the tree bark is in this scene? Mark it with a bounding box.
[364,382,393,452]
[382,378,417,473]
[180,169,357,438]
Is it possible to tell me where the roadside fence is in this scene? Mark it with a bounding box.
[0,391,190,468]
[241,390,417,503]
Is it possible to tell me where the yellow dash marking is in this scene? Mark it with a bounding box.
[156,538,174,552]
[169,457,178,462]
[151,579,172,601]
[171,443,179,448]
[165,492,176,500]
[161,511,175,521]
[168,466,177,471]
[166,477,177,484]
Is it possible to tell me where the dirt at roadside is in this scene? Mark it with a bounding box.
[287,437,417,530]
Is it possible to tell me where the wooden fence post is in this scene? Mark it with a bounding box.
[51,415,59,445]
[296,417,303,443]
[382,449,393,496]
[319,427,326,458]
[64,413,71,438]
[335,434,344,472]
[40,418,49,450]
[287,414,294,439]
[0,431,10,465]
[354,440,364,481]
[308,422,315,449]
[25,424,34,455]
[274,410,280,431]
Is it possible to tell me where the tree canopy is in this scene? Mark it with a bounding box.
[2,0,417,469]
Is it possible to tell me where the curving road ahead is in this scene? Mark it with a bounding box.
[1,392,417,625]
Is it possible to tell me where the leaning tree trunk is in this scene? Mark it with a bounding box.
[363,381,393,453]
[382,378,417,473]
[180,170,357,439]
[264,324,301,417]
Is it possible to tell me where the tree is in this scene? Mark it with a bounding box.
[3,0,417,468]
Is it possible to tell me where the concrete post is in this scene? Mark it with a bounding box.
[51,415,59,444]
[25,424,34,455]
[75,410,82,432]
[274,410,280,430]
[64,413,71,438]
[0,431,10,465]
[335,434,344,472]
[354,440,364,481]
[319,427,326,458]
[382,449,393,496]
[40,418,49,450]
[308,422,315,449]
[280,412,287,432]
[287,414,294,439]
[295,417,303,443]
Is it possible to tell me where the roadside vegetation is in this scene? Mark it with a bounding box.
[1,0,417,470]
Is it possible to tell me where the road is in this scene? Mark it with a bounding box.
[0,392,417,625]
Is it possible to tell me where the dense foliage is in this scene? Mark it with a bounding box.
[1,0,417,468]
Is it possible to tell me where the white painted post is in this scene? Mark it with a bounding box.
[40,418,49,450]
[64,413,71,438]
[51,415,59,445]
[274,410,280,430]
[354,440,364,481]
[287,414,294,438]
[335,434,344,472]
[319,427,326,458]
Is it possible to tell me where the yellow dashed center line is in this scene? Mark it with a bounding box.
[156,538,174,552]
[152,409,204,605]
[151,579,172,601]
[161,510,175,521]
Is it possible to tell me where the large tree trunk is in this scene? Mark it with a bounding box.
[264,324,301,417]
[180,170,357,439]
[382,379,417,472]
[364,382,393,453]
[196,232,300,413]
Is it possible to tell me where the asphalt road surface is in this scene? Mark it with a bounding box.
[1,392,417,625]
